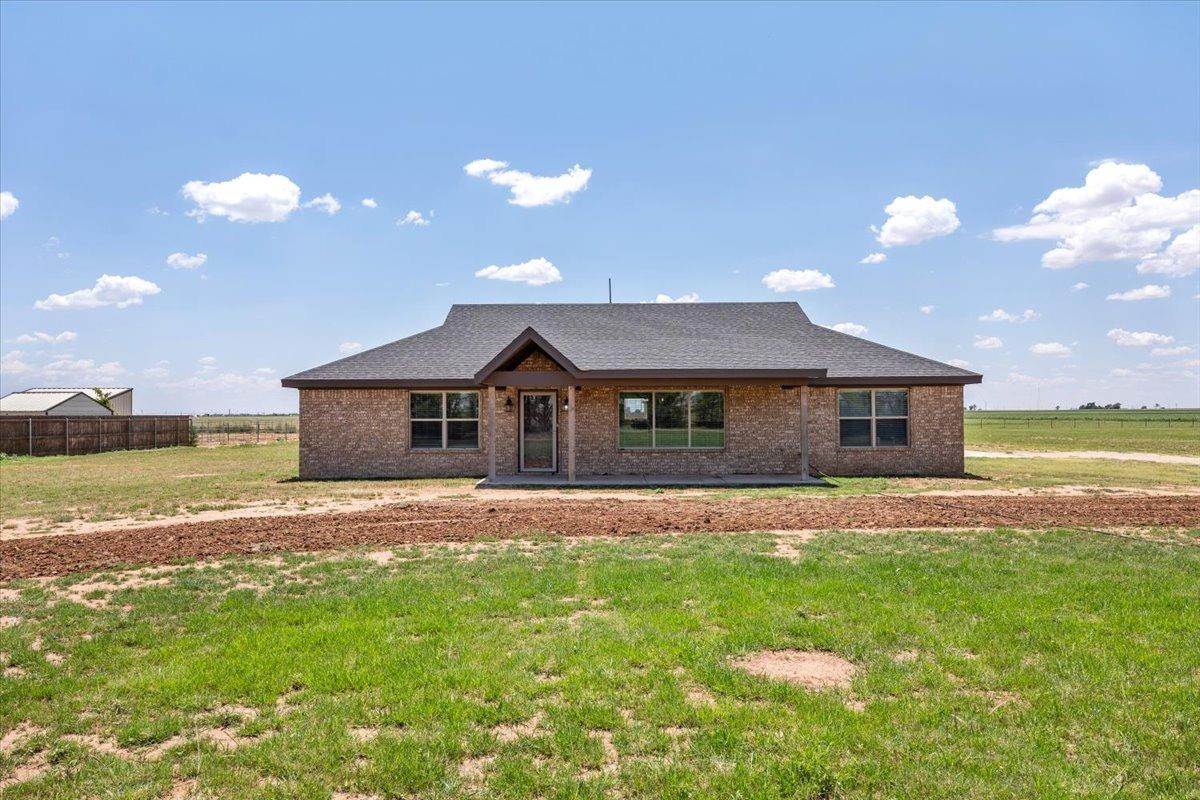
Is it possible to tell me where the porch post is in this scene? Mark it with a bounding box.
[487,385,497,481]
[799,384,811,480]
[567,384,576,483]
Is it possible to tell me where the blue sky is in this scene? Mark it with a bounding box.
[1,1,1197,413]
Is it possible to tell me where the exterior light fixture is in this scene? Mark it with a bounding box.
[504,396,514,412]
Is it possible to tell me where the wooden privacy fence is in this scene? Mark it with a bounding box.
[0,416,193,457]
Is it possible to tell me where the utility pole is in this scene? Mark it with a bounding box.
[607,278,612,304]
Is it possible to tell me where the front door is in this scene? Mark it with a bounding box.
[520,392,557,472]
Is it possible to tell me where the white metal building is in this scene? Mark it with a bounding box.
[23,387,134,415]
[0,390,114,416]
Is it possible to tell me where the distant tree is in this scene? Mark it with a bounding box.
[92,388,114,411]
[967,403,978,411]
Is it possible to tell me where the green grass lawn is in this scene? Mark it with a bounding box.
[2,531,1197,798]
[3,442,1198,526]
[964,409,1200,456]
[0,443,472,526]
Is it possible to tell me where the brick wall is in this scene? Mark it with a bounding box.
[298,388,488,479]
[807,385,964,476]
[298,382,964,479]
[574,385,804,475]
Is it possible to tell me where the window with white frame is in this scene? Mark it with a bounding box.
[410,391,479,449]
[618,391,725,449]
[838,389,908,447]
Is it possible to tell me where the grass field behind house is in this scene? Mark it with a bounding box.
[3,441,1199,527]
[964,409,1200,456]
[2,530,1197,798]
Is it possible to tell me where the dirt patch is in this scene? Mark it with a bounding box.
[459,753,496,779]
[966,449,1200,466]
[2,494,1197,580]
[0,616,22,628]
[0,751,50,789]
[892,650,921,663]
[348,726,380,742]
[491,711,543,743]
[732,649,857,690]
[166,777,198,800]
[686,686,717,707]
[1,722,46,754]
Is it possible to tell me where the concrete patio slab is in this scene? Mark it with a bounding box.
[476,473,831,489]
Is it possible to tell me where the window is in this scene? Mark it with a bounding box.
[618,391,724,449]
[838,389,908,447]
[410,391,479,450]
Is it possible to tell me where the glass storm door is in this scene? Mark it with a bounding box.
[520,392,557,472]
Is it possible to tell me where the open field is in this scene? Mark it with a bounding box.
[964,409,1200,456]
[3,442,1199,531]
[2,530,1197,798]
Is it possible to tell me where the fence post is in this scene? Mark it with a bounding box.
[28,418,32,456]
[99,418,103,453]
[127,417,132,450]
[153,418,157,448]
[64,418,69,456]
[256,420,260,443]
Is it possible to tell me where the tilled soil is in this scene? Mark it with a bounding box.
[2,495,1197,579]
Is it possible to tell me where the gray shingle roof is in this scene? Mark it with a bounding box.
[282,302,981,386]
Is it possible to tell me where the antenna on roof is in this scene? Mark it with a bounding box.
[608,278,612,304]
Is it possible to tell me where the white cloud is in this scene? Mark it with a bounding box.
[361,198,378,209]
[947,358,971,369]
[146,205,169,216]
[142,365,169,379]
[1071,282,1089,291]
[919,305,935,315]
[979,308,1038,323]
[475,257,563,286]
[1,350,31,374]
[339,341,363,354]
[1151,345,1193,357]
[974,335,1004,350]
[1137,225,1199,277]
[34,274,161,311]
[464,158,510,177]
[399,210,430,227]
[1030,341,1072,357]
[1106,284,1171,302]
[197,355,218,373]
[182,172,301,223]
[654,293,700,303]
[860,252,887,264]
[1007,370,1075,386]
[15,330,76,344]
[40,356,127,383]
[830,322,869,337]
[992,162,1200,269]
[464,158,592,207]
[873,195,960,247]
[761,269,835,293]
[1107,328,1175,347]
[303,193,341,215]
[165,251,207,270]
[0,191,18,220]
[254,367,275,375]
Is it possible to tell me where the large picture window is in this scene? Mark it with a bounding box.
[410,391,479,450]
[618,391,725,449]
[838,389,908,447]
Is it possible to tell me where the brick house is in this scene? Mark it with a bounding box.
[282,303,981,483]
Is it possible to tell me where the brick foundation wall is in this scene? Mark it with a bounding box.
[298,382,965,479]
[807,385,964,476]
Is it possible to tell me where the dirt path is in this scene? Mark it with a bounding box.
[965,449,1200,465]
[2,495,1196,580]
